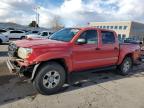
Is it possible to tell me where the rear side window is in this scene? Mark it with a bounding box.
[101,31,115,44]
[32,31,39,33]
[10,31,23,33]
[17,31,24,33]
[0,29,6,33]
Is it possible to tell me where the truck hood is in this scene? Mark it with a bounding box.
[13,38,68,48]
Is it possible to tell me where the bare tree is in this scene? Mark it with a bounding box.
[51,16,64,31]
[28,21,39,28]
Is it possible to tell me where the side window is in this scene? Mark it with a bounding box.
[49,32,53,35]
[10,31,17,33]
[16,31,23,33]
[32,31,39,33]
[41,32,48,36]
[19,31,24,33]
[10,31,23,33]
[0,30,6,33]
[102,31,115,44]
[78,30,98,44]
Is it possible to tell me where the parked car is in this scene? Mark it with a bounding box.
[0,34,9,44]
[26,30,40,35]
[26,31,53,39]
[124,38,143,44]
[0,29,7,34]
[5,28,15,31]
[3,30,26,39]
[7,27,141,95]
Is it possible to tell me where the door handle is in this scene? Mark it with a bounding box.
[114,47,118,50]
[96,48,100,50]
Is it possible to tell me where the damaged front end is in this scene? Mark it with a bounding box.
[6,42,36,79]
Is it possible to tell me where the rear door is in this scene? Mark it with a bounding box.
[10,31,24,38]
[16,31,25,38]
[99,30,119,66]
[9,31,16,38]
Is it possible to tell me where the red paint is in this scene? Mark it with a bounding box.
[14,27,141,73]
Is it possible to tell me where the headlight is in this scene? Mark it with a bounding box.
[18,47,32,59]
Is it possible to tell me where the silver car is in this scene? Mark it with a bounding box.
[26,31,53,39]
[0,34,9,44]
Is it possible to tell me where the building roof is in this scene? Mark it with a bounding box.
[89,21,144,25]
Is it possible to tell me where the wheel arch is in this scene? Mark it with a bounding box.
[21,36,26,39]
[119,53,133,65]
[31,58,69,82]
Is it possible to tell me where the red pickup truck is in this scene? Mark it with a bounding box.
[7,27,141,95]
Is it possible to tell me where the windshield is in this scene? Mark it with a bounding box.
[49,28,80,42]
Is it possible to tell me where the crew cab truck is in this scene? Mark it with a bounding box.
[7,27,141,95]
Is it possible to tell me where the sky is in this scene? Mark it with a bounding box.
[0,0,144,28]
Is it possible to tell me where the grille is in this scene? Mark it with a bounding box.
[8,43,18,57]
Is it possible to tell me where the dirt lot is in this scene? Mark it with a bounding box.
[1,44,144,108]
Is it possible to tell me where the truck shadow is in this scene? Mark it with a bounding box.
[0,64,144,106]
[60,64,144,93]
[0,75,37,106]
[0,43,9,45]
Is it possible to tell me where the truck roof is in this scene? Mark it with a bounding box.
[71,27,116,33]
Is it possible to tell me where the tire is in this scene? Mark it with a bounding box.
[117,57,133,75]
[33,62,66,95]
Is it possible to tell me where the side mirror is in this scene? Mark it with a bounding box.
[77,38,87,45]
[139,41,143,45]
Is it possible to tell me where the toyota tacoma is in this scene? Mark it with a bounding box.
[7,27,141,95]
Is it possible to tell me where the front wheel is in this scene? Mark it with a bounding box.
[117,57,133,75]
[33,62,66,95]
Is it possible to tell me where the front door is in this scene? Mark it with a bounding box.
[72,29,102,71]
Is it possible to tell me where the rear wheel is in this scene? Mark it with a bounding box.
[33,62,66,95]
[117,57,132,75]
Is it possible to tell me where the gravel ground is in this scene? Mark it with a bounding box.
[1,43,144,108]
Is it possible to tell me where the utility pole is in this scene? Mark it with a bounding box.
[37,13,40,27]
[34,6,40,27]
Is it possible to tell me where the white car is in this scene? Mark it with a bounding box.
[0,29,7,34]
[26,30,40,35]
[0,34,9,44]
[3,30,26,39]
[26,31,53,39]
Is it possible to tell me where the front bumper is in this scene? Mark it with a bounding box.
[6,57,37,79]
[6,59,20,73]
